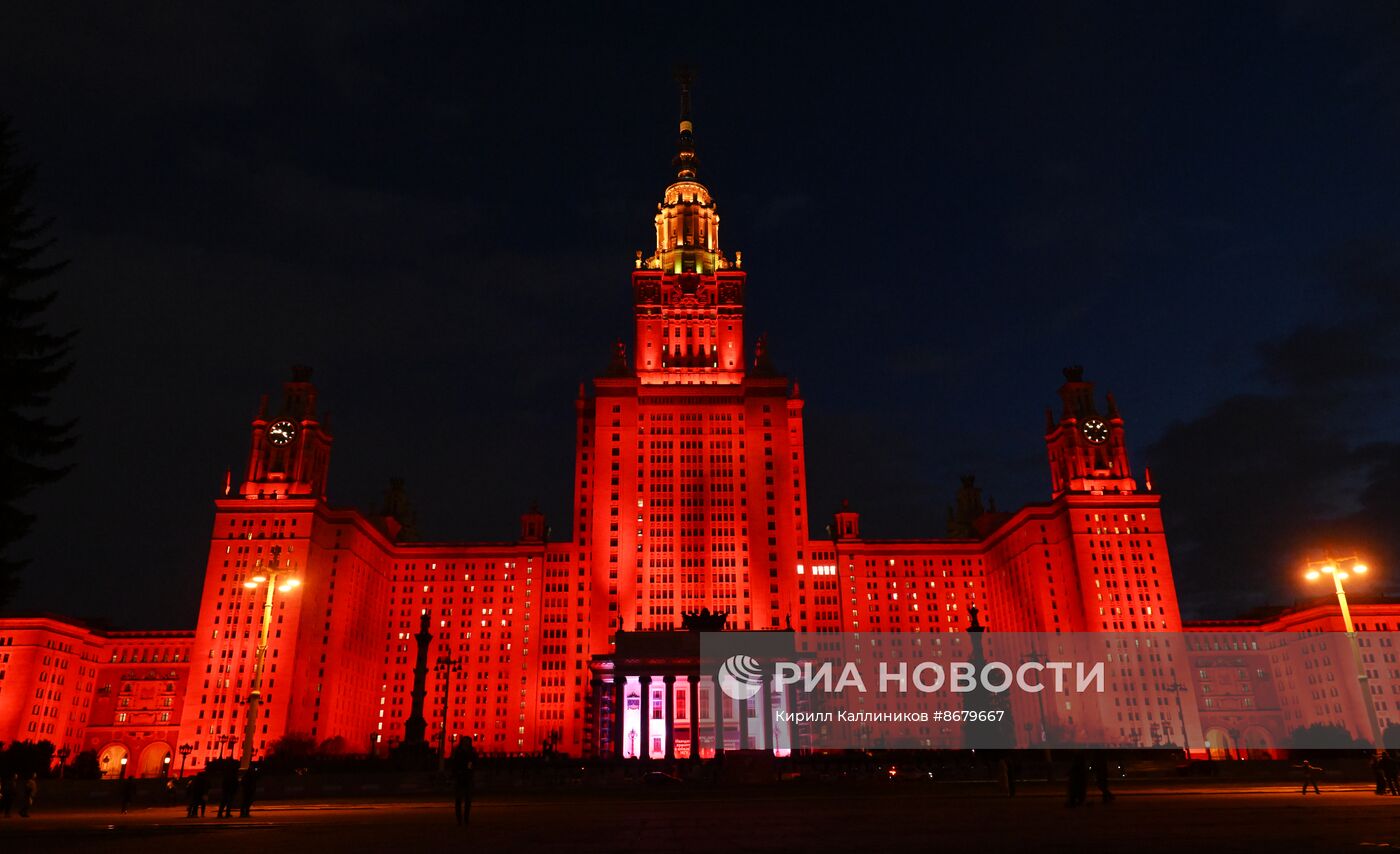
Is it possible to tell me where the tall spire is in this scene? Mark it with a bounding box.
[633,70,743,383]
[673,66,698,180]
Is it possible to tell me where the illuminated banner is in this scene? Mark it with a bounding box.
[697,632,1390,753]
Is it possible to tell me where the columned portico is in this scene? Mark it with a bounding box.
[586,620,803,760]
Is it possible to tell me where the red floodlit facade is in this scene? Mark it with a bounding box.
[9,86,1397,765]
[87,632,193,778]
[0,616,192,776]
[164,91,1197,766]
[1182,598,1400,759]
[0,617,103,758]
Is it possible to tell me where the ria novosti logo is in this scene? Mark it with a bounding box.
[717,654,765,700]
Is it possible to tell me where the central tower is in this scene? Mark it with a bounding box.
[576,73,809,654]
[631,70,747,384]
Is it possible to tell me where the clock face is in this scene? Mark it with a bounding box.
[268,420,297,446]
[1081,417,1109,444]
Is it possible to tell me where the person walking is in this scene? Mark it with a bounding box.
[998,754,1017,797]
[238,765,260,818]
[1065,751,1088,807]
[1298,759,1323,795]
[184,774,198,817]
[19,773,36,817]
[1093,750,1115,803]
[186,771,209,818]
[120,777,136,813]
[1382,751,1400,796]
[217,765,240,818]
[449,737,477,826]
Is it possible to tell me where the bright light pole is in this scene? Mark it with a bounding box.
[1305,555,1383,748]
[239,545,301,771]
[178,743,193,778]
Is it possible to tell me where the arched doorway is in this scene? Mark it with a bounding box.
[1241,726,1276,759]
[1204,727,1234,760]
[138,742,172,778]
[98,743,130,779]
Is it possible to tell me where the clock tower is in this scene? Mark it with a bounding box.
[238,365,333,498]
[1045,366,1135,497]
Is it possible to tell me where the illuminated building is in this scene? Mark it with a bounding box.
[0,616,102,758]
[88,631,192,777]
[1183,596,1400,759]
[0,615,191,777]
[9,79,1378,765]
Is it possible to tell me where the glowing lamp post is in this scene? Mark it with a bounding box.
[239,545,302,771]
[1305,555,1383,748]
[178,743,194,779]
[163,753,172,777]
[56,746,71,779]
[119,755,129,779]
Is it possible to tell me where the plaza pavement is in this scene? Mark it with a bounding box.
[2,781,1398,853]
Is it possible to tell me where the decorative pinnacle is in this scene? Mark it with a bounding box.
[673,66,698,180]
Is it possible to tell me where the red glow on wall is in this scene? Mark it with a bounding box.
[10,99,1359,764]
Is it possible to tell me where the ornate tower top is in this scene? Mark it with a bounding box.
[673,66,698,180]
[1058,364,1097,420]
[641,71,732,277]
[628,72,748,384]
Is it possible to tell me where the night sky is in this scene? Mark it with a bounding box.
[2,3,1398,628]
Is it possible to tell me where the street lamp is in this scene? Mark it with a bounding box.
[435,648,464,772]
[1305,554,1383,749]
[163,754,172,777]
[119,755,129,779]
[1023,647,1053,781]
[239,544,302,771]
[1166,682,1191,759]
[1021,648,1050,745]
[178,743,194,778]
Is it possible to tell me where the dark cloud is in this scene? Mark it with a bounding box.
[1147,239,1400,617]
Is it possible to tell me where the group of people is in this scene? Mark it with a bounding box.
[2,741,478,823]
[1371,751,1400,795]
[0,773,38,817]
[184,764,260,818]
